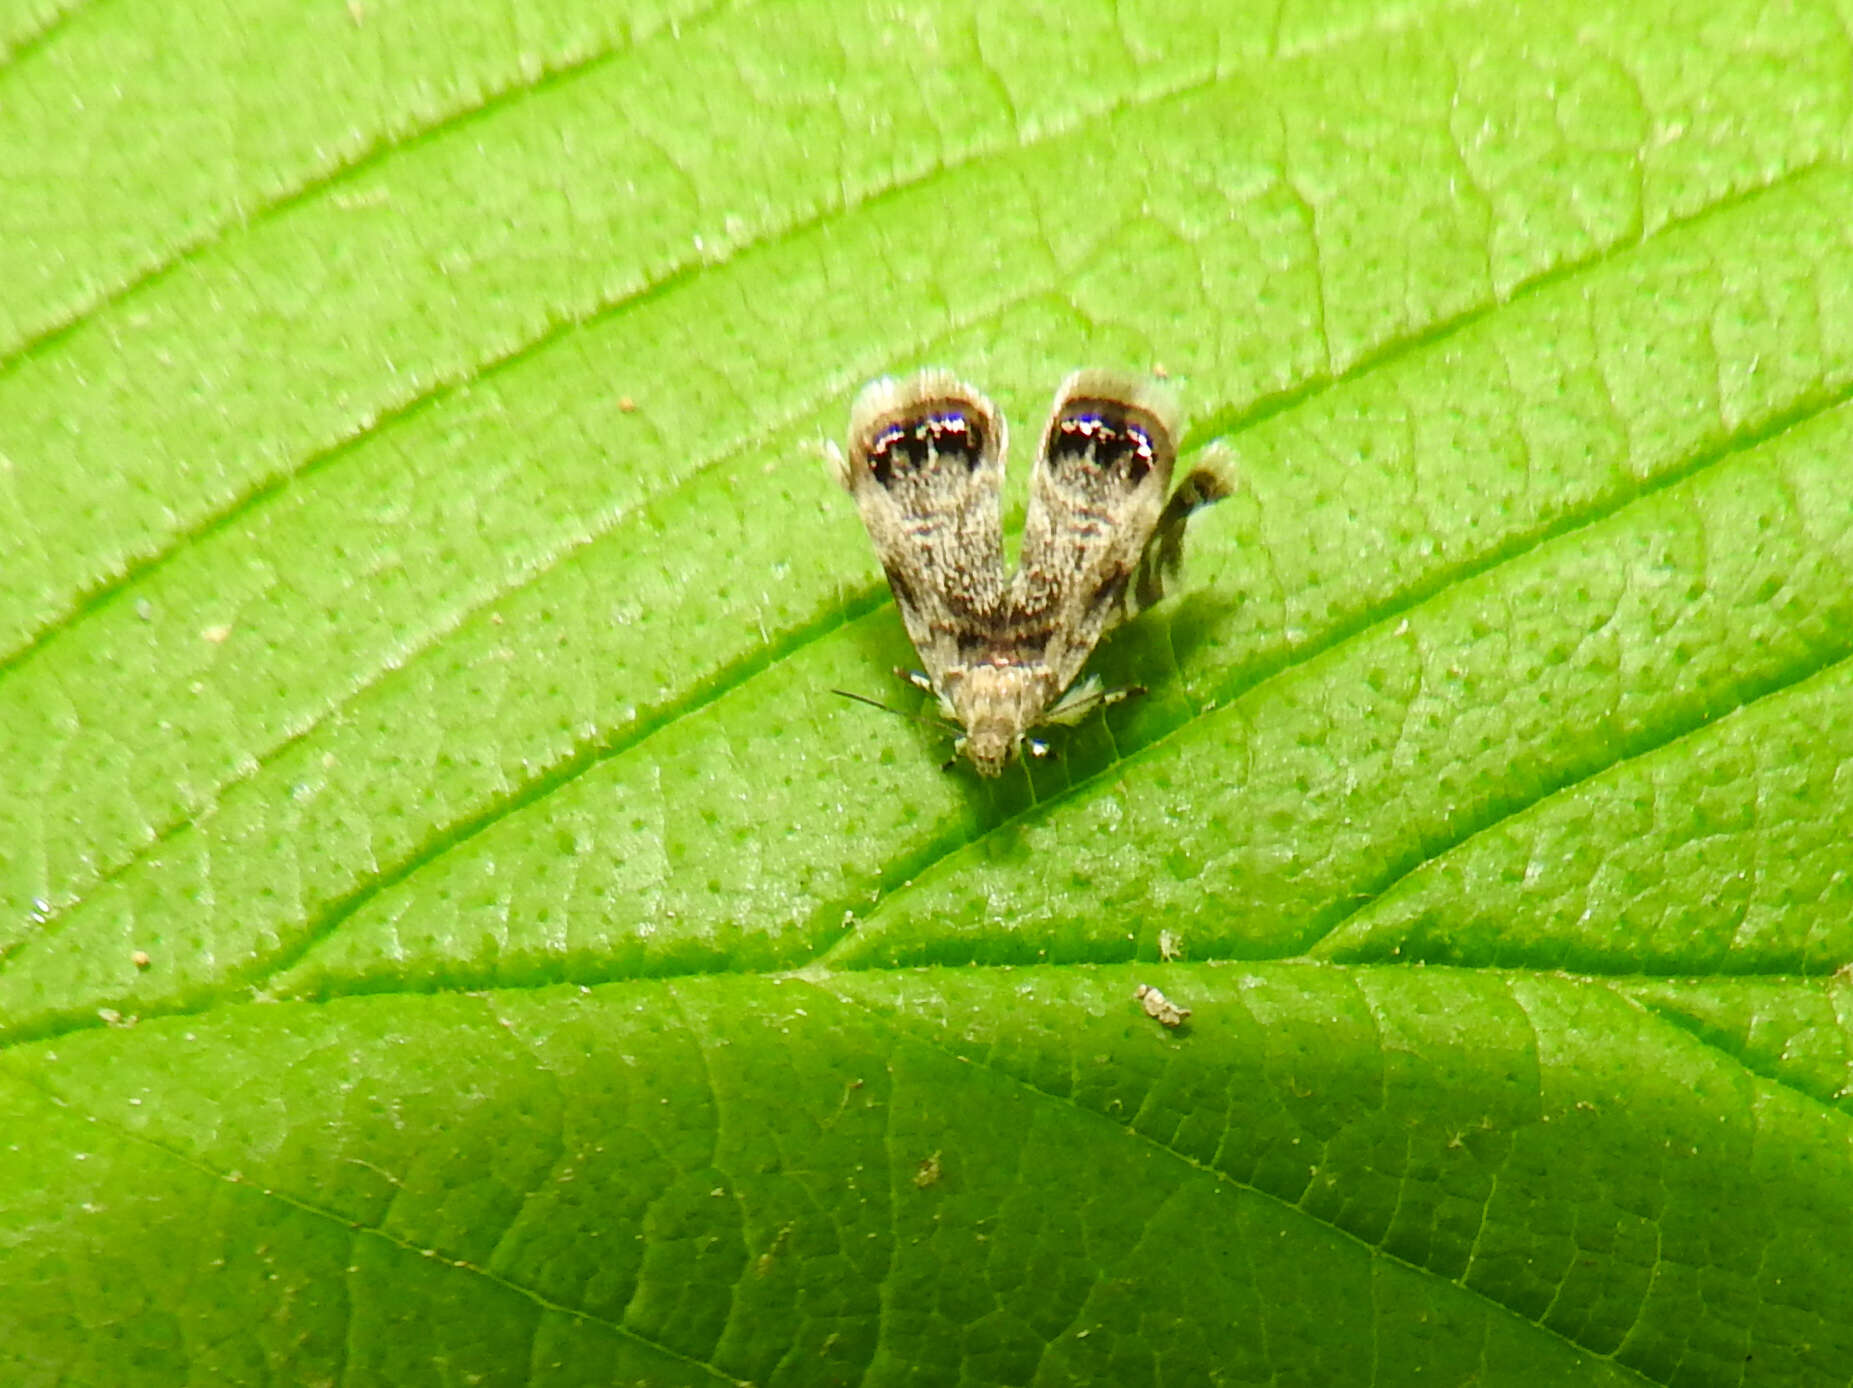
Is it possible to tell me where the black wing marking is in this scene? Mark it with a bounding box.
[1007,369,1181,694]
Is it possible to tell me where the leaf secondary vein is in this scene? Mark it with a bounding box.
[0,0,743,375]
[816,387,1853,968]
[808,975,1665,1387]
[0,0,1514,673]
[0,1058,746,1385]
[1300,645,1853,962]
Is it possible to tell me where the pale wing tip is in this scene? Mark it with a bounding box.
[847,369,998,447]
[818,438,852,492]
[1177,448,1236,507]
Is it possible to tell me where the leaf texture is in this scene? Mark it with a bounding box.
[2,0,1851,1383]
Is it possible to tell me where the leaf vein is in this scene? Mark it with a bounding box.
[0,0,88,76]
[0,0,1498,671]
[806,975,1661,1386]
[821,379,1853,967]
[3,1061,744,1385]
[1301,645,1853,961]
[0,0,741,375]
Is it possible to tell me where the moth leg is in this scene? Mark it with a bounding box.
[1043,675,1148,727]
[892,667,936,695]
[1132,456,1234,612]
[941,732,969,773]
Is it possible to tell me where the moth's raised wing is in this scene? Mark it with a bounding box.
[1131,461,1233,612]
[832,371,1008,687]
[1009,369,1181,691]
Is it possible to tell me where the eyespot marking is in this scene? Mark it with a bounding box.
[1049,406,1157,486]
[866,409,986,486]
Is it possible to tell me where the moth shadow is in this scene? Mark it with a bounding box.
[1093,585,1243,705]
[1151,584,1245,675]
[836,584,1242,806]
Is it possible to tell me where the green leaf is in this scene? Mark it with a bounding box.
[3,0,1850,1383]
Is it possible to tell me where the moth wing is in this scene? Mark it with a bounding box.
[1009,369,1181,692]
[1130,459,1233,612]
[835,371,1008,688]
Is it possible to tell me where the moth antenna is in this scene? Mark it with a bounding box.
[830,688,960,732]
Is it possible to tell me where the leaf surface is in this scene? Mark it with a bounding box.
[3,0,1851,1383]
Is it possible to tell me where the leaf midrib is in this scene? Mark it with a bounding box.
[5,971,1710,1387]
[12,149,1834,996]
[6,181,1846,1049]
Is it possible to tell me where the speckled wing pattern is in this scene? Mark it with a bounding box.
[832,368,1224,775]
[832,370,1007,692]
[1010,370,1183,695]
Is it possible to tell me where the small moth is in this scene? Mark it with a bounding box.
[1134,982,1191,1029]
[828,368,1228,776]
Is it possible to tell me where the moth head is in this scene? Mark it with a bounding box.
[953,724,1052,778]
[947,664,1052,778]
[956,722,1014,778]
